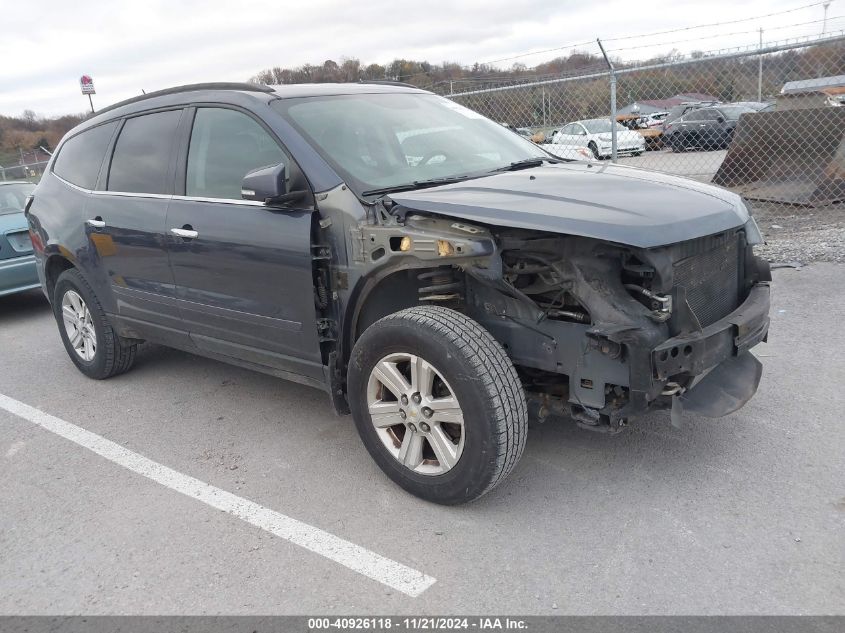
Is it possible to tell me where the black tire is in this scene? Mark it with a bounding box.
[348,306,527,505]
[53,268,137,379]
[588,141,600,159]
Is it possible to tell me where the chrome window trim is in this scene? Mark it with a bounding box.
[53,173,92,194]
[95,190,172,200]
[171,195,267,207]
[55,170,273,207]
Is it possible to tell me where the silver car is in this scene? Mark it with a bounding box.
[0,181,39,297]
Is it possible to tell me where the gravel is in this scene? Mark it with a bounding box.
[750,202,845,265]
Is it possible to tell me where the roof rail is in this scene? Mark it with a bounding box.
[357,80,421,89]
[93,82,275,117]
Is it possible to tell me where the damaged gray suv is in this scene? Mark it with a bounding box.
[27,82,770,504]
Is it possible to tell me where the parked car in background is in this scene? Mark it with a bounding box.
[664,104,755,152]
[642,111,669,128]
[553,119,645,158]
[541,143,597,161]
[662,101,721,129]
[0,181,39,297]
[616,114,663,150]
[730,101,772,111]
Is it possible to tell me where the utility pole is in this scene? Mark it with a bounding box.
[757,27,764,102]
[823,2,831,34]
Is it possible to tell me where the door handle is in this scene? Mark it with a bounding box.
[86,217,106,228]
[171,226,198,239]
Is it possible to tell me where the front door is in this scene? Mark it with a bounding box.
[86,109,186,344]
[166,106,323,380]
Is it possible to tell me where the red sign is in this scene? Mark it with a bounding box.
[80,75,96,95]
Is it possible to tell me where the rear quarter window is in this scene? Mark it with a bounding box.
[52,122,117,190]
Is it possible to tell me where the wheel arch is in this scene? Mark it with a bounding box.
[344,265,466,358]
[43,253,76,303]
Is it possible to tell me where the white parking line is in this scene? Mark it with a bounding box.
[0,392,436,597]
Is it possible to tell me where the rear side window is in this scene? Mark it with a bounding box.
[108,110,182,194]
[186,108,287,200]
[52,122,117,190]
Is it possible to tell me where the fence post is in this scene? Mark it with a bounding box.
[597,38,617,163]
[757,28,764,102]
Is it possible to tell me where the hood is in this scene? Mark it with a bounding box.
[389,163,748,248]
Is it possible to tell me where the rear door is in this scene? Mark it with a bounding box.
[85,109,187,344]
[678,110,706,147]
[166,106,323,380]
[694,108,720,148]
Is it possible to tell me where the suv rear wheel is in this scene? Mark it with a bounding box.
[348,306,527,504]
[53,268,137,379]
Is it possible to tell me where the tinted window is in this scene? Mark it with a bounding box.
[719,106,753,120]
[582,119,626,134]
[186,108,287,200]
[108,110,182,194]
[52,122,116,189]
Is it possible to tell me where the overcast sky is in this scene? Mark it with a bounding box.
[0,0,840,116]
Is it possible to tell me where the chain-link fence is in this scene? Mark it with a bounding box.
[446,33,845,264]
[0,158,48,183]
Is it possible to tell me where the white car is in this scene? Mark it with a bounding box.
[542,143,597,162]
[552,119,645,159]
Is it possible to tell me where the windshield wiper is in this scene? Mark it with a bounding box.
[362,174,476,197]
[490,157,564,173]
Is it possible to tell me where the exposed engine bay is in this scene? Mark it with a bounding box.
[347,207,771,432]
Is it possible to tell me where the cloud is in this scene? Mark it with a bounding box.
[0,0,827,116]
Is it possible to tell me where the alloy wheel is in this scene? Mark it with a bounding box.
[61,290,97,361]
[366,353,465,476]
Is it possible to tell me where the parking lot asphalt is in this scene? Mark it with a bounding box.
[618,148,727,182]
[1,264,843,615]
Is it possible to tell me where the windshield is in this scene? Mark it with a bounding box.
[719,106,754,120]
[0,183,35,215]
[272,93,547,195]
[581,119,627,134]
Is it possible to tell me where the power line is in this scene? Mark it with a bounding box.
[607,15,845,52]
[480,40,596,66]
[603,0,833,42]
[479,1,833,67]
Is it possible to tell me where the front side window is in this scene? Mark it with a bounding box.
[108,110,182,194]
[186,108,287,200]
[53,122,117,190]
[273,93,546,195]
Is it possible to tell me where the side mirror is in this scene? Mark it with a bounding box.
[241,162,307,206]
[716,116,725,124]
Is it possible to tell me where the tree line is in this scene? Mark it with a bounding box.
[2,40,843,165]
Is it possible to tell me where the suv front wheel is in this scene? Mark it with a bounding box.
[348,306,527,504]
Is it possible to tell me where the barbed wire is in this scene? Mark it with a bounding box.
[606,15,845,53]
[603,0,834,42]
